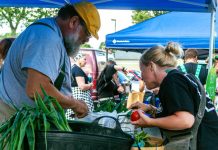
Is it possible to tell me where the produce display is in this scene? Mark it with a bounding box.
[94,95,128,113]
[0,87,71,150]
[0,87,163,150]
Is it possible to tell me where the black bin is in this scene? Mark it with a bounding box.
[35,116,134,150]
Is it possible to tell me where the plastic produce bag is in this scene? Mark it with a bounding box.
[206,67,217,101]
[75,110,118,128]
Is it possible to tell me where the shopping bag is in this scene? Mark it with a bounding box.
[206,67,217,101]
[127,91,145,108]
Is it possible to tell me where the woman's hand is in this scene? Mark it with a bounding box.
[117,85,124,93]
[128,101,150,112]
[131,110,153,127]
[88,83,93,89]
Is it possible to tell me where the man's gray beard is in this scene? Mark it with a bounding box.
[64,32,81,57]
[64,40,81,57]
[67,44,80,57]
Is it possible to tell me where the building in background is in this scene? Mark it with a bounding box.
[114,51,142,70]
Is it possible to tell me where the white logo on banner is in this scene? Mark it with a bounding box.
[112,39,130,44]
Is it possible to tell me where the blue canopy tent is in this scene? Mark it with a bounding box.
[0,0,217,67]
[0,0,216,12]
[106,11,218,51]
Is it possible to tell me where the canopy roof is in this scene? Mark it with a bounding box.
[105,11,218,52]
[0,0,217,12]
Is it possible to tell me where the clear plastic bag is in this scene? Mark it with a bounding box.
[75,110,118,128]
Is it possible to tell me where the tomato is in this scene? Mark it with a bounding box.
[130,111,140,121]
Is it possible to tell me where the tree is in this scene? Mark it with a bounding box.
[81,43,92,48]
[132,10,167,24]
[0,7,58,37]
[99,42,105,49]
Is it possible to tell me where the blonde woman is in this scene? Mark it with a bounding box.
[129,42,218,150]
[66,53,93,120]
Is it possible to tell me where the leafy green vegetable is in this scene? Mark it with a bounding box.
[0,87,71,150]
[94,95,128,113]
[133,131,151,147]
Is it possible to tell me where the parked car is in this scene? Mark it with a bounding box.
[71,48,114,101]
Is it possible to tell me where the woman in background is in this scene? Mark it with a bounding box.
[0,38,15,69]
[97,60,125,102]
[66,53,93,120]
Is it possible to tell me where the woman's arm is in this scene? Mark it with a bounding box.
[76,76,92,91]
[112,73,124,93]
[132,110,195,130]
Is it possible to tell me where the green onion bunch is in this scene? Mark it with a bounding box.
[94,95,128,113]
[0,87,71,150]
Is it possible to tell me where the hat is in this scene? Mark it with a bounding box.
[73,2,101,39]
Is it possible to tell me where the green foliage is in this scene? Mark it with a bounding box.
[0,32,17,39]
[0,87,71,150]
[131,10,167,24]
[99,42,105,49]
[81,43,92,48]
[134,131,149,144]
[0,7,58,36]
[94,95,128,113]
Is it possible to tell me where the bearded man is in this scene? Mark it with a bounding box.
[0,2,101,123]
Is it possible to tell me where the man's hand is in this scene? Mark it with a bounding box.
[71,98,89,118]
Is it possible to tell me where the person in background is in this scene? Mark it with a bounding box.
[214,55,218,75]
[66,53,94,120]
[0,38,15,68]
[97,60,125,103]
[0,2,101,124]
[213,56,218,113]
[178,48,208,85]
[129,42,218,150]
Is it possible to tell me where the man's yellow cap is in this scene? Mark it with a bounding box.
[73,2,101,39]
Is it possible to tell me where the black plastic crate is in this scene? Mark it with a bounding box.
[35,116,134,150]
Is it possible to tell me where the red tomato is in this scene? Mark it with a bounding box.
[130,111,140,121]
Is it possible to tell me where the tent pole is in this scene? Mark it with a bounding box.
[208,10,216,70]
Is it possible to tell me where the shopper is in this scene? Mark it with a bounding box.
[0,38,15,69]
[97,60,125,101]
[129,42,218,150]
[66,53,94,120]
[178,48,207,85]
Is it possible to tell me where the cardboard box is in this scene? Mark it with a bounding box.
[131,136,164,150]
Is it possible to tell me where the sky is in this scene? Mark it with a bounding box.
[88,9,133,48]
[0,9,133,49]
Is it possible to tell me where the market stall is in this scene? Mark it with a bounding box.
[0,0,217,149]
